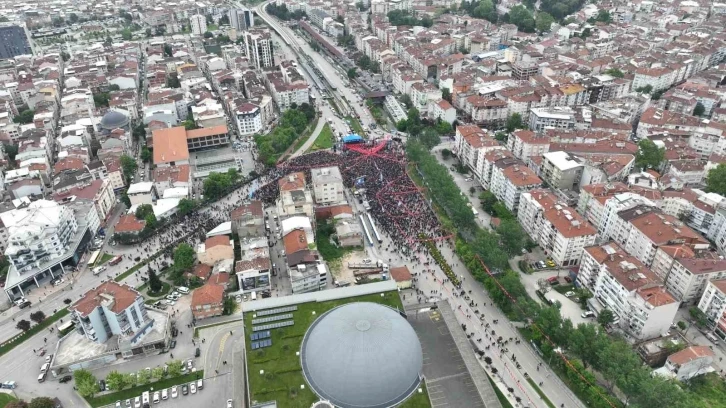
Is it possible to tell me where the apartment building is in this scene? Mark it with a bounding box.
[0,23,33,60]
[539,151,584,191]
[190,14,207,36]
[70,281,149,344]
[276,172,314,219]
[230,7,254,31]
[651,253,726,304]
[453,125,499,178]
[528,107,577,132]
[709,207,726,256]
[697,279,726,339]
[577,242,679,340]
[598,194,657,242]
[576,182,631,228]
[311,166,345,206]
[479,149,514,189]
[231,200,265,238]
[235,102,263,136]
[621,210,709,267]
[191,283,225,320]
[518,190,597,266]
[506,130,550,161]
[489,158,542,213]
[245,29,274,70]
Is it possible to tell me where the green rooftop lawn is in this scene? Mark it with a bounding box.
[0,394,17,408]
[245,291,430,408]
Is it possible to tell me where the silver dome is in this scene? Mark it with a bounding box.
[100,110,129,130]
[300,302,422,408]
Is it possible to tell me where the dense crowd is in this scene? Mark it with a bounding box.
[251,141,446,261]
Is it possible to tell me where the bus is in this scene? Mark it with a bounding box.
[366,213,383,244]
[359,214,374,247]
[87,250,101,266]
[57,320,75,337]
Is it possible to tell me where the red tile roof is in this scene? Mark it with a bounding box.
[71,281,140,317]
[191,283,224,307]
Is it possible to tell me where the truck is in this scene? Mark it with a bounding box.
[109,256,122,266]
[92,266,106,276]
[347,260,389,270]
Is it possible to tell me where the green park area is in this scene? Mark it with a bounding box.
[244,292,430,408]
[308,124,334,151]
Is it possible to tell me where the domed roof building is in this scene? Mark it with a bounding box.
[99,110,129,130]
[300,302,423,408]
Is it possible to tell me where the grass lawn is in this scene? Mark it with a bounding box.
[85,371,204,408]
[207,24,218,31]
[345,115,366,137]
[398,380,431,408]
[96,253,114,266]
[245,292,408,407]
[308,124,334,151]
[0,394,17,408]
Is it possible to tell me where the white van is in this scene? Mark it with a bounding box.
[250,291,257,301]
[142,391,150,406]
[177,287,189,295]
[37,372,46,383]
[152,391,160,404]
[40,363,49,373]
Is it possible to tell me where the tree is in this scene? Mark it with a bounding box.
[16,319,30,332]
[151,367,164,380]
[471,0,497,23]
[597,309,616,326]
[419,128,441,149]
[124,372,137,388]
[635,84,653,94]
[69,13,79,23]
[174,243,195,272]
[177,198,196,216]
[120,192,131,207]
[140,147,152,163]
[29,311,45,324]
[120,154,137,182]
[203,31,214,39]
[135,204,154,220]
[148,269,162,293]
[347,68,357,79]
[163,44,173,57]
[635,139,665,170]
[136,369,150,385]
[567,323,608,368]
[505,113,524,132]
[497,219,528,255]
[219,14,230,25]
[93,92,109,107]
[182,119,197,130]
[604,68,624,78]
[13,109,35,124]
[108,84,120,91]
[168,360,183,377]
[167,74,180,88]
[106,370,128,391]
[595,9,612,23]
[223,296,236,315]
[693,102,706,117]
[535,12,555,33]
[706,164,726,196]
[6,402,28,408]
[435,120,452,135]
[146,28,153,37]
[479,191,498,214]
[494,131,507,142]
[121,28,133,41]
[74,369,98,397]
[508,5,535,32]
[442,88,452,102]
[400,94,413,109]
[441,149,452,160]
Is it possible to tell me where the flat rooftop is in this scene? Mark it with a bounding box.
[53,308,169,367]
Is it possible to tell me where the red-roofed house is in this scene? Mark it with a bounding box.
[578,242,678,340]
[656,346,715,381]
[115,214,146,237]
[389,266,412,289]
[69,281,148,343]
[191,283,225,319]
[197,236,234,266]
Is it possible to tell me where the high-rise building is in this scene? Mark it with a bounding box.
[190,14,207,36]
[230,7,254,31]
[0,23,33,60]
[244,29,273,70]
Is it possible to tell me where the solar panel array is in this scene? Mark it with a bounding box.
[251,339,272,350]
[256,306,298,316]
[250,330,271,341]
[252,320,294,332]
[252,313,293,325]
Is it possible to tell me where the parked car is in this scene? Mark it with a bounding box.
[190,383,197,394]
[227,400,233,408]
[161,388,168,400]
[565,291,576,298]
[170,340,176,349]
[171,386,178,398]
[134,397,141,408]
[197,378,203,390]
[59,375,72,383]
[581,311,595,318]
[181,384,189,395]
